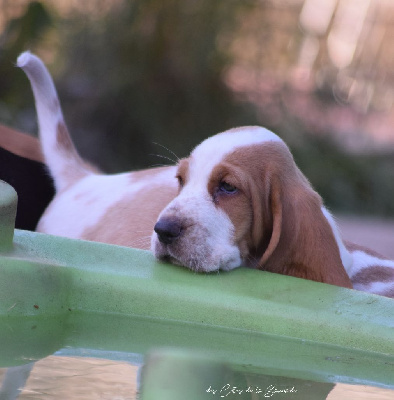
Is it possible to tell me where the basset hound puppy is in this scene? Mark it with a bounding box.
[17,51,394,297]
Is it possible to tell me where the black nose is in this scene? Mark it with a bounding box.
[154,218,182,245]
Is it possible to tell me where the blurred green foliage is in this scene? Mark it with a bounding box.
[46,0,257,171]
[291,131,394,216]
[1,0,394,216]
[0,2,52,112]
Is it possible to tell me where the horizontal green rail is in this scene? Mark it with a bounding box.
[0,180,393,389]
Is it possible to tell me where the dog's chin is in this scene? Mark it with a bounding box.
[151,232,242,272]
[153,243,242,274]
[157,252,212,273]
[159,254,184,268]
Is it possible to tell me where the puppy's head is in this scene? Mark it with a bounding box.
[151,126,351,287]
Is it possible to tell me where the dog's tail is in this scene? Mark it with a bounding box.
[17,51,89,191]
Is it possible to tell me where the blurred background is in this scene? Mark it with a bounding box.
[0,2,393,395]
[1,0,394,223]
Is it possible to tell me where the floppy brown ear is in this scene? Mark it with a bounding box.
[256,170,352,289]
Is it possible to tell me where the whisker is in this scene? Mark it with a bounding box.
[152,142,180,162]
[128,235,152,249]
[245,254,259,268]
[130,234,152,241]
[149,153,177,165]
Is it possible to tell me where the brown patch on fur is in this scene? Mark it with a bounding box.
[0,124,43,162]
[381,288,394,298]
[82,178,177,249]
[55,122,98,189]
[175,159,190,188]
[129,166,175,182]
[352,266,394,285]
[222,142,352,288]
[345,241,386,259]
[225,126,263,135]
[208,162,254,258]
[56,122,74,153]
[81,160,101,174]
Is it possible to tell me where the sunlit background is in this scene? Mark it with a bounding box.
[1,0,394,216]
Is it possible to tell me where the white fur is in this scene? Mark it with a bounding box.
[348,251,394,277]
[17,51,86,191]
[354,279,394,295]
[151,127,282,272]
[323,208,394,296]
[321,207,353,271]
[190,127,281,190]
[38,167,177,239]
[152,195,241,272]
[351,255,394,295]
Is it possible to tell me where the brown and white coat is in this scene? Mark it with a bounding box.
[17,51,394,298]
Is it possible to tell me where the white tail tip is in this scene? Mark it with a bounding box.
[16,51,35,68]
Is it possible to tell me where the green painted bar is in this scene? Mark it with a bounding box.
[0,181,17,252]
[0,180,393,390]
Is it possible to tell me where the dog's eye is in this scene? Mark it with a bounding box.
[176,175,184,187]
[219,181,237,194]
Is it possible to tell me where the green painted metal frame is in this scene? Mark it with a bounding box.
[0,180,393,392]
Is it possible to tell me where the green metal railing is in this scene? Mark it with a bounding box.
[0,179,393,398]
